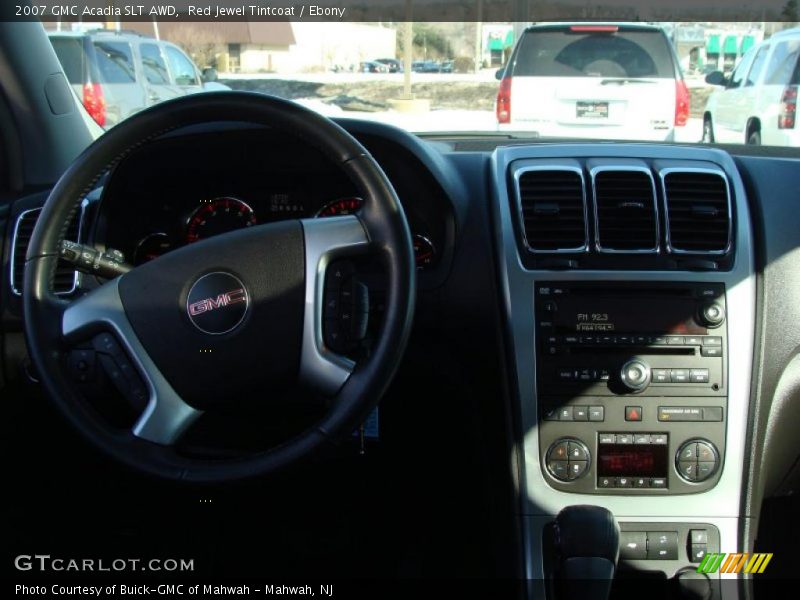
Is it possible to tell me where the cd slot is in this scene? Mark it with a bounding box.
[568,347,696,356]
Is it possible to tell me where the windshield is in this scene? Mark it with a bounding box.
[41,20,800,147]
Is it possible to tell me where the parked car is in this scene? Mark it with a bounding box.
[495,22,690,140]
[703,28,800,146]
[412,60,443,73]
[48,29,225,128]
[360,60,390,73]
[374,58,403,73]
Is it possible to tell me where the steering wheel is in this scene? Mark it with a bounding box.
[23,92,416,482]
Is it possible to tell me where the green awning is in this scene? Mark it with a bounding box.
[723,35,738,55]
[741,35,755,54]
[504,30,514,48]
[706,34,720,54]
[489,38,504,51]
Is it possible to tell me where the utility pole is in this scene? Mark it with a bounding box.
[474,0,483,73]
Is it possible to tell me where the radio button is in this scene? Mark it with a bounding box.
[651,336,668,345]
[564,335,579,344]
[690,369,710,383]
[617,335,632,344]
[580,335,596,344]
[702,336,722,346]
[685,336,703,345]
[700,302,725,328]
[600,335,616,345]
[670,369,690,383]
[588,406,605,422]
[568,442,589,461]
[541,301,558,312]
[621,359,651,392]
[557,368,576,381]
[701,346,723,357]
[573,406,589,421]
[567,461,589,480]
[652,368,670,383]
[634,335,649,345]
[667,336,685,345]
[578,369,594,381]
[598,369,610,381]
[599,433,616,444]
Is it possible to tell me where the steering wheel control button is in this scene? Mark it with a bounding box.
[323,260,369,354]
[625,406,643,422]
[68,349,96,383]
[547,439,590,482]
[620,359,651,392]
[185,272,249,335]
[647,532,679,560]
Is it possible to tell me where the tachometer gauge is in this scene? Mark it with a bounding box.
[315,197,364,217]
[186,197,256,243]
[133,233,173,265]
[413,234,437,269]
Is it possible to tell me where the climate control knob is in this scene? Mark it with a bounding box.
[620,359,651,393]
[699,302,725,328]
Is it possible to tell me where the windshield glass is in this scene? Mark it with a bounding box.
[40,20,800,147]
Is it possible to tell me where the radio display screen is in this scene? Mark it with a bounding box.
[548,296,706,335]
[598,444,669,477]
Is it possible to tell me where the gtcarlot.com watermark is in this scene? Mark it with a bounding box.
[14,554,194,573]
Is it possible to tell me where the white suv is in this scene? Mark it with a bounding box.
[703,28,800,146]
[495,23,690,141]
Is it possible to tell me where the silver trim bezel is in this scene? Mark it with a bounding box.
[590,165,660,254]
[659,166,733,256]
[511,163,590,254]
[10,201,87,296]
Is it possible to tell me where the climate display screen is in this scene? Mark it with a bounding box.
[597,444,669,477]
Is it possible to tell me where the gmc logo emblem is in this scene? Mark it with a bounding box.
[188,288,246,316]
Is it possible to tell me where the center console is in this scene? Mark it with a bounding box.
[490,144,755,598]
[537,281,727,495]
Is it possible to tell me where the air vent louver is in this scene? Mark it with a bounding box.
[11,208,80,295]
[663,171,731,254]
[517,169,587,252]
[593,169,658,252]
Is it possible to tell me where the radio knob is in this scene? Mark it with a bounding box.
[620,359,651,393]
[700,302,725,328]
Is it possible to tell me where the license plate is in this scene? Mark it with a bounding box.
[576,101,609,118]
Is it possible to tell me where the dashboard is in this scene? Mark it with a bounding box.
[95,127,451,273]
[3,116,800,596]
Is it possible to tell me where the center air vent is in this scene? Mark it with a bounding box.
[593,169,658,252]
[11,208,81,296]
[515,168,588,252]
[662,170,732,254]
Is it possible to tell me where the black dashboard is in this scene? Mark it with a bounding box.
[96,127,452,274]
[3,116,800,591]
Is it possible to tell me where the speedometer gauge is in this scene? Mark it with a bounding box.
[315,197,364,217]
[186,197,256,243]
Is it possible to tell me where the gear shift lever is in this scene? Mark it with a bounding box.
[553,505,620,600]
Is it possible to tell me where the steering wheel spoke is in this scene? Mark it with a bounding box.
[299,215,370,395]
[63,279,201,445]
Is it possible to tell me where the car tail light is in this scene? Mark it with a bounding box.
[496,76,512,124]
[675,80,690,127]
[779,85,797,129]
[82,82,106,127]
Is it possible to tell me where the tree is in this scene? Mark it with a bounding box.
[782,0,798,24]
[165,24,224,69]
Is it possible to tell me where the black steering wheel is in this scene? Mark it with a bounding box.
[23,92,416,482]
